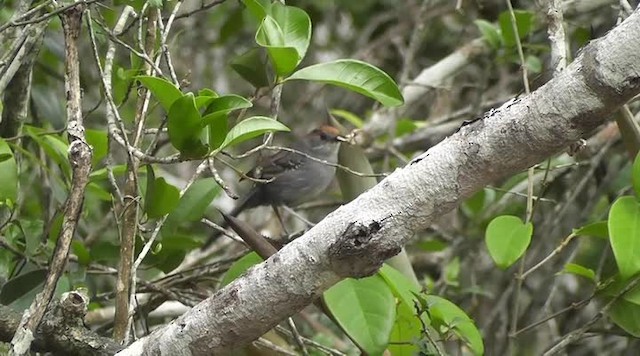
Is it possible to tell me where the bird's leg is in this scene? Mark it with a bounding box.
[282,205,315,227]
[271,205,290,236]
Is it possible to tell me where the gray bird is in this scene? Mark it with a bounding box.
[231,125,347,215]
[206,125,347,245]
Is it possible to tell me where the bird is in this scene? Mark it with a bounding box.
[205,125,347,245]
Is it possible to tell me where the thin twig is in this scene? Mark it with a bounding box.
[265,145,389,178]
[9,4,92,355]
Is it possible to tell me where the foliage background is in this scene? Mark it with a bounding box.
[1,0,640,355]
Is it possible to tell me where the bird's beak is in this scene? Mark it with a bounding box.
[336,135,349,143]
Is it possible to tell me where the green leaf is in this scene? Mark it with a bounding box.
[633,152,640,198]
[330,109,364,128]
[0,269,47,305]
[167,93,208,158]
[0,138,18,203]
[85,129,108,166]
[573,221,608,239]
[202,95,253,120]
[608,298,640,337]
[608,196,640,280]
[427,295,484,356]
[417,239,448,252]
[241,0,269,21]
[255,4,311,76]
[498,10,535,47]
[269,4,311,61]
[145,177,180,219]
[72,241,92,266]
[256,17,299,76]
[218,116,290,151]
[148,0,163,8]
[474,19,502,49]
[388,300,422,356]
[0,153,12,162]
[463,188,496,218]
[137,76,183,112]
[286,59,404,107]
[601,277,640,306]
[561,263,595,282]
[24,126,71,180]
[165,178,221,231]
[324,275,396,355]
[444,257,460,287]
[379,264,420,310]
[230,48,270,88]
[485,215,533,269]
[220,252,263,286]
[86,182,113,202]
[201,95,253,149]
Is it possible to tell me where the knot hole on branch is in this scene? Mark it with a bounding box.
[328,218,400,278]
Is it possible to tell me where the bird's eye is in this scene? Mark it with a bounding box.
[319,132,328,140]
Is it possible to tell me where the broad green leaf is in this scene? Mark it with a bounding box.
[230,48,270,88]
[601,277,640,306]
[444,257,460,287]
[195,95,217,110]
[0,138,17,203]
[220,252,263,286]
[474,19,501,49]
[395,118,418,137]
[0,153,12,162]
[148,0,162,8]
[85,129,108,166]
[324,275,396,355]
[417,239,448,252]
[286,59,404,107]
[379,264,420,310]
[561,263,595,282]
[91,241,121,263]
[145,177,180,218]
[485,215,533,269]
[498,10,535,47]
[270,4,311,61]
[608,196,640,280]
[257,15,284,46]
[198,88,218,98]
[165,178,221,231]
[241,0,269,21]
[137,76,183,112]
[633,152,640,198]
[218,116,289,151]
[463,188,496,218]
[255,5,311,76]
[201,95,253,149]
[389,300,422,356]
[427,296,484,356]
[144,166,179,218]
[167,93,208,158]
[0,269,47,305]
[72,241,92,266]
[220,7,245,45]
[24,126,71,180]
[608,298,640,337]
[573,221,608,239]
[202,95,253,120]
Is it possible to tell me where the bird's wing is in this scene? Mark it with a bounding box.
[247,150,304,180]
